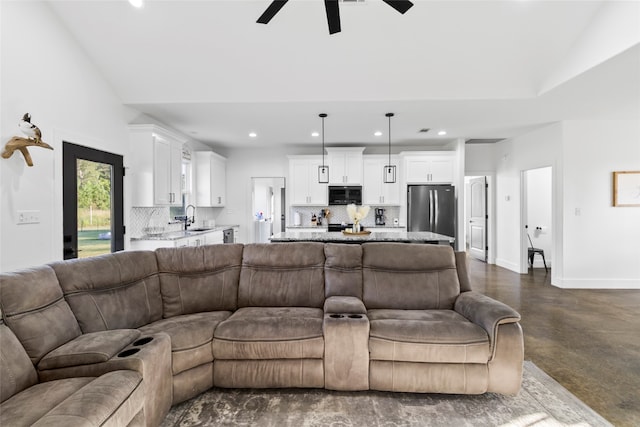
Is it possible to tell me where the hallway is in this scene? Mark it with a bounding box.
[468,258,640,426]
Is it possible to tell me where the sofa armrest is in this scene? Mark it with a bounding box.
[324,296,367,314]
[454,291,521,357]
[37,329,141,371]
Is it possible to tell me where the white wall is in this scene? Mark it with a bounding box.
[0,2,134,272]
[217,147,290,243]
[560,120,640,288]
[493,123,563,277]
[525,167,553,268]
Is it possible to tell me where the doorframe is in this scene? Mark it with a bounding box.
[520,165,553,274]
[464,171,495,264]
[62,141,124,259]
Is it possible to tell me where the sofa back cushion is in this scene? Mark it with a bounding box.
[50,251,162,332]
[0,321,38,403]
[155,244,243,317]
[238,243,325,308]
[362,243,460,310]
[0,266,81,364]
[324,244,363,299]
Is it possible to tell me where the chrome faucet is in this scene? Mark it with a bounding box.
[175,205,196,230]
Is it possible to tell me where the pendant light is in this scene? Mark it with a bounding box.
[318,113,329,183]
[383,112,396,183]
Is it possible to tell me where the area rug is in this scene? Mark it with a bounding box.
[161,361,611,427]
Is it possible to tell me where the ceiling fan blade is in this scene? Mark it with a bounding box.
[257,0,289,24]
[324,0,341,34]
[382,0,414,14]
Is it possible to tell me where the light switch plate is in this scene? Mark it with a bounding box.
[17,210,40,224]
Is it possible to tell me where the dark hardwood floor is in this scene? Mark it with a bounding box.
[467,256,640,427]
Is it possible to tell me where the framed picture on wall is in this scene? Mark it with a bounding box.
[613,171,640,207]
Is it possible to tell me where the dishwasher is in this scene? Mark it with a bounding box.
[223,228,234,243]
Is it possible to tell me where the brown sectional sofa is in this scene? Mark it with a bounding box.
[0,242,523,426]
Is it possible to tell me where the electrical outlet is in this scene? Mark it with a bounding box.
[17,210,40,224]
[227,210,233,215]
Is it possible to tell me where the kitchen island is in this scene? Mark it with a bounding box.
[270,231,454,245]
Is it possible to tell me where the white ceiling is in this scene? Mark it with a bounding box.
[48,0,640,149]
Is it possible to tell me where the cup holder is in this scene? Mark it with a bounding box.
[348,314,363,319]
[133,337,154,346]
[329,314,344,319]
[118,348,140,358]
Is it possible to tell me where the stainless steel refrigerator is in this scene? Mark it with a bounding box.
[407,185,456,237]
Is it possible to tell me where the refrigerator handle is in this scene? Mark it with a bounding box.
[407,189,412,230]
[429,190,434,231]
[434,189,439,232]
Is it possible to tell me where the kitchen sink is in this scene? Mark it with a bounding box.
[188,228,213,232]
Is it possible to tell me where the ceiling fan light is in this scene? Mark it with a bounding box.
[128,0,144,8]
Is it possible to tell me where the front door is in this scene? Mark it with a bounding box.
[62,142,124,259]
[468,176,487,262]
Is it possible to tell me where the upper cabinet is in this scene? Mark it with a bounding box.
[326,148,364,185]
[288,156,328,205]
[129,124,187,207]
[194,151,227,207]
[363,155,401,205]
[404,153,455,184]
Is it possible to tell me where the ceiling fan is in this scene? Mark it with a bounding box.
[257,0,414,35]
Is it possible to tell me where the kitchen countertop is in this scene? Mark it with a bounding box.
[131,225,239,241]
[270,231,454,244]
[285,225,406,229]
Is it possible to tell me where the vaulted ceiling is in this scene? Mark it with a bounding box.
[48,0,640,148]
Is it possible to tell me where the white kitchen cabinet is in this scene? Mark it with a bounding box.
[288,156,328,205]
[204,230,224,245]
[194,151,227,207]
[363,155,401,205]
[129,124,187,207]
[404,153,454,184]
[326,148,364,185]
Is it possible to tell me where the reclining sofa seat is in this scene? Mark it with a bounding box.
[361,243,523,395]
[212,242,326,388]
[0,269,145,426]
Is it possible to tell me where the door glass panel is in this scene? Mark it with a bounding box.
[76,159,112,258]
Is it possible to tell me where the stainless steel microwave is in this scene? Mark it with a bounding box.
[328,186,362,205]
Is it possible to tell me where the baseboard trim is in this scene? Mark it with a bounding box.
[557,278,640,289]
[496,258,519,273]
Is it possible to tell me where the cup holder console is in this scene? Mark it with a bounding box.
[328,314,364,319]
[133,337,154,346]
[117,348,140,358]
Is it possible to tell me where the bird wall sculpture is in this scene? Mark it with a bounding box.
[2,113,53,166]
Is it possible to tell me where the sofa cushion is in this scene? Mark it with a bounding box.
[50,251,162,332]
[213,307,324,359]
[324,244,363,298]
[362,243,460,310]
[0,323,38,403]
[31,370,144,427]
[155,244,243,317]
[0,266,81,364]
[140,311,231,374]
[238,243,325,308]
[38,329,141,371]
[0,377,93,426]
[368,309,490,363]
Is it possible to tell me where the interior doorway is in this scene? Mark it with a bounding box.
[521,166,552,273]
[251,177,285,243]
[467,176,487,262]
[62,142,124,259]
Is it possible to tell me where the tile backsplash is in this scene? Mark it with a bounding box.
[130,206,225,238]
[289,205,400,227]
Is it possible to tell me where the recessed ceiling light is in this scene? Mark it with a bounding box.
[438,130,447,136]
[374,131,382,137]
[249,132,257,138]
[128,0,144,8]
[311,132,320,137]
